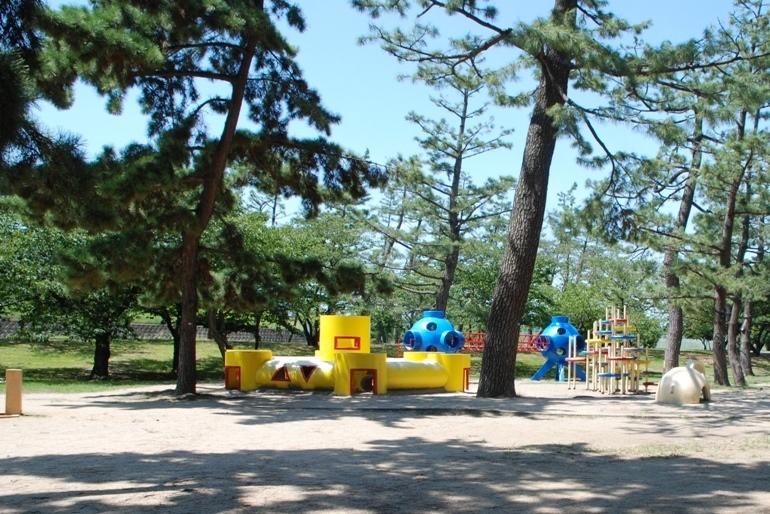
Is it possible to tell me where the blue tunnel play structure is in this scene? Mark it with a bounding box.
[402,310,465,353]
[531,315,586,382]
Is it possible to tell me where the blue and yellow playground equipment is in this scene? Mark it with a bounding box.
[566,306,650,394]
[224,311,470,396]
[529,309,650,394]
[530,315,586,382]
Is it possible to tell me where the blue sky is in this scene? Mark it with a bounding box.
[37,1,736,213]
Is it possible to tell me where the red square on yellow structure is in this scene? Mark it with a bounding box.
[334,335,361,350]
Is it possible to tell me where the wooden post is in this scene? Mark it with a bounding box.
[5,369,22,415]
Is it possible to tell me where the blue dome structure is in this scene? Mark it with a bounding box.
[531,315,586,381]
[402,310,465,353]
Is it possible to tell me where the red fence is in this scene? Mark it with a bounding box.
[395,332,539,356]
[463,332,539,353]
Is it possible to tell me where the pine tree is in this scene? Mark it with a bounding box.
[15,1,385,394]
[369,62,514,314]
[410,63,514,312]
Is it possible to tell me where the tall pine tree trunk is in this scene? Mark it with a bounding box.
[434,89,467,312]
[663,303,684,371]
[727,185,751,387]
[727,296,746,386]
[741,230,763,372]
[740,300,753,375]
[90,333,111,379]
[477,0,575,398]
[177,234,201,394]
[436,101,469,311]
[663,114,701,372]
[710,109,750,386]
[435,243,460,311]
[712,286,730,385]
[175,33,259,395]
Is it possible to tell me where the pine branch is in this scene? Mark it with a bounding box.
[132,69,236,83]
[411,188,450,214]
[371,22,512,71]
[403,265,444,281]
[636,50,770,77]
[463,208,510,225]
[639,225,721,254]
[427,1,507,35]
[188,97,229,119]
[165,41,245,53]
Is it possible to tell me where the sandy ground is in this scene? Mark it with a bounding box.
[1,380,769,514]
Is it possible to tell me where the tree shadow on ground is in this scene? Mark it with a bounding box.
[1,440,768,513]
[45,383,770,440]
[52,386,638,424]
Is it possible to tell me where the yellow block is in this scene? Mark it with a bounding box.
[333,352,387,396]
[387,357,447,389]
[224,350,273,392]
[5,369,22,415]
[435,353,471,392]
[317,315,371,361]
[397,352,471,391]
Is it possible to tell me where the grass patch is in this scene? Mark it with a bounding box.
[469,352,544,379]
[0,338,323,393]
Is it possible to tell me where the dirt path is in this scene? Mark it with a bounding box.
[1,381,769,513]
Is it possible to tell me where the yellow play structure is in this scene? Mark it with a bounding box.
[224,315,470,396]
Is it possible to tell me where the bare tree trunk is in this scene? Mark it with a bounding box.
[435,243,460,311]
[663,304,684,371]
[177,234,201,394]
[712,286,730,385]
[478,0,576,398]
[740,300,754,375]
[90,333,111,379]
[743,227,763,368]
[663,114,701,372]
[727,297,746,386]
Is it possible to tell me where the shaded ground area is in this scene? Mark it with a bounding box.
[1,381,769,513]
